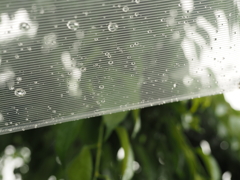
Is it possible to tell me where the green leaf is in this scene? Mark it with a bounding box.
[100,143,118,180]
[79,118,101,145]
[54,120,83,162]
[229,115,240,137]
[67,146,93,180]
[196,148,221,180]
[133,144,156,180]
[208,156,221,180]
[116,127,134,180]
[132,109,141,138]
[190,98,201,113]
[104,111,128,140]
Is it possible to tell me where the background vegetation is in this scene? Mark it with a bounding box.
[1,94,240,180]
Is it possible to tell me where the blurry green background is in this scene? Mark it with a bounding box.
[1,93,240,180]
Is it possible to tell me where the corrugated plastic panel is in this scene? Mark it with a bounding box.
[0,0,239,134]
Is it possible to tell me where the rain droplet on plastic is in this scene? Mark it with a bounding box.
[14,88,26,97]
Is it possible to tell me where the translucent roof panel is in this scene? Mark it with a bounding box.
[0,0,239,134]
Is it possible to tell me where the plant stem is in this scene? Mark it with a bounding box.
[93,120,104,180]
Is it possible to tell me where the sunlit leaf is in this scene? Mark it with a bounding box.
[196,148,221,180]
[116,127,134,180]
[229,115,240,137]
[104,111,128,140]
[190,98,201,113]
[132,109,141,138]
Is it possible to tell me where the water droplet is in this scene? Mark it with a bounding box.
[147,30,152,33]
[173,83,177,88]
[67,20,80,31]
[122,5,129,12]
[14,88,26,97]
[80,67,86,72]
[108,61,113,65]
[135,0,140,4]
[105,52,110,56]
[134,12,139,17]
[15,54,19,59]
[99,85,104,89]
[34,81,38,84]
[20,22,30,31]
[16,77,22,82]
[108,22,118,32]
[9,86,14,90]
[52,110,56,113]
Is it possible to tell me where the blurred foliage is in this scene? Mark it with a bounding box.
[1,94,240,180]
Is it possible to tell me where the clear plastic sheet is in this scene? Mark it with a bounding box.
[0,0,239,134]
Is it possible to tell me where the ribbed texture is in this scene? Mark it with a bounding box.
[0,0,239,134]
